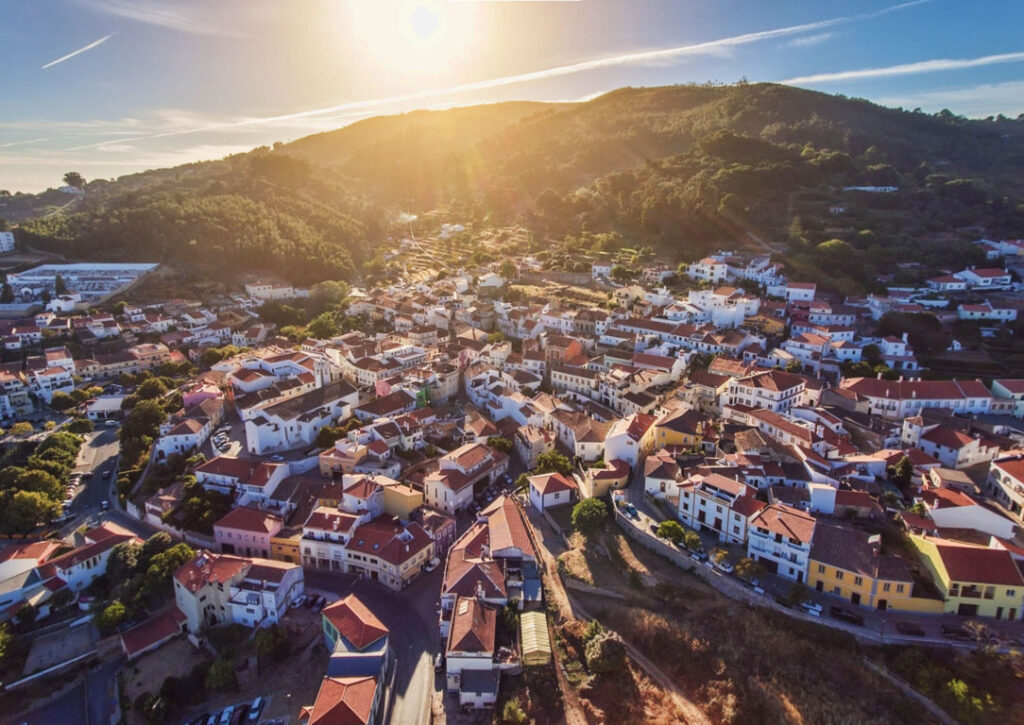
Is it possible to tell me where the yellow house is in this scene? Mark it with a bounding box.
[651,408,706,450]
[381,482,423,520]
[911,534,1024,621]
[808,523,940,612]
[271,532,301,564]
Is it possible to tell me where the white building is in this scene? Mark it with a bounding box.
[677,473,765,545]
[244,380,358,455]
[0,231,15,253]
[527,472,577,513]
[746,504,816,583]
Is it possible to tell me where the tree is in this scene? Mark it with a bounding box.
[711,548,729,565]
[204,658,237,692]
[571,498,607,534]
[54,274,68,296]
[0,283,13,304]
[486,436,513,455]
[313,425,343,449]
[16,469,63,502]
[734,557,763,582]
[136,378,168,400]
[584,630,626,673]
[62,171,85,189]
[513,473,530,492]
[887,455,914,493]
[107,542,141,583]
[656,520,685,545]
[95,600,128,635]
[535,451,572,475]
[502,696,529,725]
[609,265,632,284]
[683,530,702,552]
[255,624,290,661]
[0,490,59,533]
[307,312,338,340]
[49,391,77,411]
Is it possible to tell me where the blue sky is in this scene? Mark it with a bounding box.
[2,0,1024,192]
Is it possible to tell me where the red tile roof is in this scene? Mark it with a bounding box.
[528,472,577,495]
[322,594,389,650]
[306,675,379,725]
[173,551,248,594]
[213,506,282,535]
[120,608,186,658]
[447,596,497,654]
[927,539,1024,586]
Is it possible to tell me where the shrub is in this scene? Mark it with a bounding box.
[656,520,685,545]
[584,630,627,673]
[570,498,607,534]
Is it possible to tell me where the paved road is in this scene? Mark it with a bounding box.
[13,678,86,725]
[85,658,122,725]
[58,428,121,537]
[305,567,443,725]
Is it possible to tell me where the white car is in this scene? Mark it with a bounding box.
[715,559,734,574]
[424,557,440,572]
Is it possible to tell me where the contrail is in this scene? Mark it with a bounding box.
[42,33,114,69]
[0,137,50,149]
[783,50,1024,85]
[73,0,930,149]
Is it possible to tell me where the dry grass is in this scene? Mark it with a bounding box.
[123,638,208,724]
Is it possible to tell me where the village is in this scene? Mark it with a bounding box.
[3,230,1024,725]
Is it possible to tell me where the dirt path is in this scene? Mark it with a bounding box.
[522,503,710,725]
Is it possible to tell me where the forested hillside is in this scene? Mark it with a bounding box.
[13,83,1024,290]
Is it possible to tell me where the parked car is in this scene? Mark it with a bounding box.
[715,559,735,574]
[291,595,306,608]
[230,705,249,725]
[829,606,864,626]
[942,625,974,642]
[305,595,318,609]
[270,454,284,461]
[247,698,265,722]
[895,622,925,637]
[433,653,443,671]
[100,500,110,511]
[424,557,440,572]
[800,600,823,613]
[624,503,639,520]
[52,512,76,525]
[219,706,234,725]
[799,602,822,617]
[689,549,708,562]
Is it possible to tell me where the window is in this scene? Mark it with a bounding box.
[882,582,891,592]
[817,564,825,574]
[1007,589,1017,598]
[896,584,905,594]
[835,571,844,581]
[854,576,863,587]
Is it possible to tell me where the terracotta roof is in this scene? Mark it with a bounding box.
[528,472,577,495]
[213,506,282,534]
[305,508,361,533]
[920,427,976,450]
[750,504,817,544]
[120,608,187,657]
[447,596,497,654]
[926,538,1024,586]
[306,675,379,725]
[173,551,249,594]
[481,495,535,557]
[322,594,389,650]
[345,516,433,566]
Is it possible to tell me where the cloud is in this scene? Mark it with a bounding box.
[75,0,243,36]
[72,0,932,150]
[782,50,1024,85]
[0,138,50,149]
[785,32,835,48]
[41,34,114,69]
[875,79,1024,118]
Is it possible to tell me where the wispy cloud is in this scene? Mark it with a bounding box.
[0,138,50,149]
[73,0,931,149]
[782,50,1024,85]
[876,79,1024,118]
[41,33,114,69]
[76,0,242,37]
[785,32,835,48]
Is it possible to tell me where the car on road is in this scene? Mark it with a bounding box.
[104,419,118,427]
[895,622,925,637]
[434,653,443,671]
[100,500,110,511]
[52,512,77,525]
[689,549,708,562]
[623,503,639,520]
[714,559,734,574]
[270,454,284,461]
[246,697,265,722]
[829,606,864,626]
[424,557,440,572]
[799,602,821,617]
[941,625,974,642]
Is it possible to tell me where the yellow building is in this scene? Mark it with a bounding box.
[808,523,940,613]
[650,408,707,450]
[271,532,301,564]
[911,535,1024,621]
[382,482,423,520]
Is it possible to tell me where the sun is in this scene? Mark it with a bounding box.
[335,0,478,78]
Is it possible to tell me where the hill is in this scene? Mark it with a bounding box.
[10,83,1024,290]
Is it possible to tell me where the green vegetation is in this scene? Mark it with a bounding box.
[535,451,573,475]
[571,498,608,534]
[655,520,685,545]
[0,431,84,534]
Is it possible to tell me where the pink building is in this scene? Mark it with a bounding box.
[213,507,283,559]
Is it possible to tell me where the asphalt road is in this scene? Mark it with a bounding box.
[13,678,87,725]
[305,566,444,725]
[59,427,121,536]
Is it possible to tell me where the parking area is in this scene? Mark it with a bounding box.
[206,417,246,459]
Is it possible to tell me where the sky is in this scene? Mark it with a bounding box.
[2,0,1024,192]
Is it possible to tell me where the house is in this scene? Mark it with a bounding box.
[987,454,1024,523]
[321,594,392,682]
[687,257,730,284]
[677,473,764,545]
[603,412,655,467]
[808,524,919,612]
[514,424,555,469]
[120,608,188,660]
[953,267,1013,290]
[445,596,504,709]
[299,675,384,725]
[213,507,283,559]
[724,370,807,413]
[195,456,289,503]
[172,550,304,633]
[916,427,1000,470]
[527,472,577,513]
[746,504,816,583]
[650,407,707,450]
[36,522,142,593]
[245,380,359,455]
[423,443,509,514]
[919,487,1017,540]
[838,377,993,420]
[991,379,1024,418]
[911,536,1023,620]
